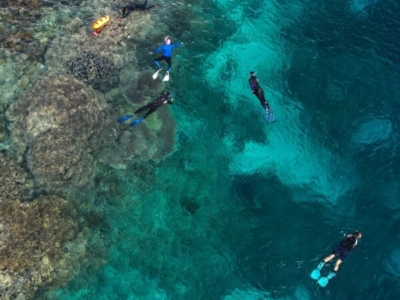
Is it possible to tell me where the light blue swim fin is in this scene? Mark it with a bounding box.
[317,271,336,287]
[310,262,324,280]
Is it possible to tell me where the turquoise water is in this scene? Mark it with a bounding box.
[1,0,400,299]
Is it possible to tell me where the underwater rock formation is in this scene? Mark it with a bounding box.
[0,152,34,203]
[0,195,86,299]
[65,51,120,93]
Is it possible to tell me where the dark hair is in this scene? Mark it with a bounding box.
[249,71,256,76]
[354,231,361,237]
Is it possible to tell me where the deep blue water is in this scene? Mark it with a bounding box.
[2,0,400,299]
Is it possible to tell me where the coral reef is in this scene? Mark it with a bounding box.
[7,74,108,152]
[0,0,42,25]
[44,8,158,94]
[27,130,96,191]
[6,74,109,192]
[0,152,34,203]
[96,99,176,168]
[6,72,175,191]
[65,51,120,93]
[0,29,44,60]
[0,195,86,299]
[0,0,48,63]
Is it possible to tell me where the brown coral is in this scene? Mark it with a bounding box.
[65,51,120,92]
[0,152,34,203]
[26,130,96,191]
[6,74,110,191]
[6,74,108,154]
[0,195,85,299]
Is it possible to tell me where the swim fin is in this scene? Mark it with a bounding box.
[152,68,163,80]
[117,115,133,124]
[163,71,170,82]
[265,108,277,124]
[310,262,324,280]
[130,117,144,127]
[317,271,336,287]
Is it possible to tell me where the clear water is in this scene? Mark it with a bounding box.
[2,0,400,299]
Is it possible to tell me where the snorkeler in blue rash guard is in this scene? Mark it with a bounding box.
[150,36,183,72]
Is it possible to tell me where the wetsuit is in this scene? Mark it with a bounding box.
[332,234,358,261]
[153,42,183,71]
[249,75,270,110]
[122,0,157,18]
[135,92,174,118]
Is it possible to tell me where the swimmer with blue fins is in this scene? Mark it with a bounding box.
[249,71,276,124]
[117,91,175,127]
[311,231,362,287]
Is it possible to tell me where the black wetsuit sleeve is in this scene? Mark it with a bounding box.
[135,5,148,11]
[145,4,156,10]
[154,96,167,107]
[134,102,153,114]
[249,78,269,110]
[141,96,167,118]
[249,77,258,92]
[122,6,136,18]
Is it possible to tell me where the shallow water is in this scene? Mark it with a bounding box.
[2,0,400,299]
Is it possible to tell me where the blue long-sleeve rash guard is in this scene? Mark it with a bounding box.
[153,42,183,57]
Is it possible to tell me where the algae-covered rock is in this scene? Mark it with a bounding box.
[0,195,86,299]
[0,152,34,203]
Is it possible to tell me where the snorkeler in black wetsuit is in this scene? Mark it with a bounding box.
[134,91,174,118]
[122,0,158,18]
[117,92,175,127]
[249,71,270,110]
